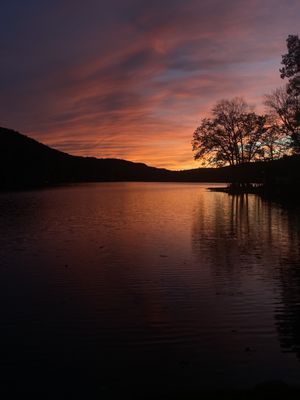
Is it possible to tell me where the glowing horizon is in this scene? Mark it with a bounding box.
[1,1,299,170]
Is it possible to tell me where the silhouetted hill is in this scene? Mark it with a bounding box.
[1,127,300,191]
[0,127,176,189]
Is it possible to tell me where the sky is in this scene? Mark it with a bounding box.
[1,0,300,170]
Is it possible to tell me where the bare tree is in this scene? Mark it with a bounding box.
[261,115,291,160]
[192,98,267,166]
[265,87,300,153]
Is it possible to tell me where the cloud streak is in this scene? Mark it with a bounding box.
[1,0,299,169]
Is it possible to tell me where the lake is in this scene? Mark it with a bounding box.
[1,182,300,397]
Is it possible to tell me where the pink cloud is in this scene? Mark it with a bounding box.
[0,0,299,169]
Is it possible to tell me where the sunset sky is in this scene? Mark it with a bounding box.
[1,0,300,170]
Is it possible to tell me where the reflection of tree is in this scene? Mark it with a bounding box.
[274,207,300,359]
[192,192,300,358]
[192,193,280,283]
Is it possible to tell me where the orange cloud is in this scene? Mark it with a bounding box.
[0,0,299,169]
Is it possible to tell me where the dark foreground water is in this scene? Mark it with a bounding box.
[1,182,300,397]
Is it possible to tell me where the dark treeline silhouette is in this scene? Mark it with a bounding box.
[193,35,299,166]
[192,98,283,166]
[0,127,175,188]
[1,127,300,192]
[192,35,300,198]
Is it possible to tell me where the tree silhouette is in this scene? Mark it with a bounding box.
[261,117,290,160]
[264,87,296,154]
[280,35,300,97]
[192,98,267,166]
[279,35,300,152]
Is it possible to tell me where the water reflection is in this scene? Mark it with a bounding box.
[193,193,300,360]
[1,183,300,396]
[275,207,300,360]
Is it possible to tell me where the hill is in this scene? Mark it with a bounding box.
[1,127,300,191]
[0,127,175,189]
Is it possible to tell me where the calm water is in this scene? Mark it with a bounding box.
[1,182,300,397]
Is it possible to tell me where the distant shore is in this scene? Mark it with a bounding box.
[209,182,300,204]
[1,127,300,197]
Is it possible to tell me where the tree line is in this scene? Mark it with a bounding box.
[192,35,300,166]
